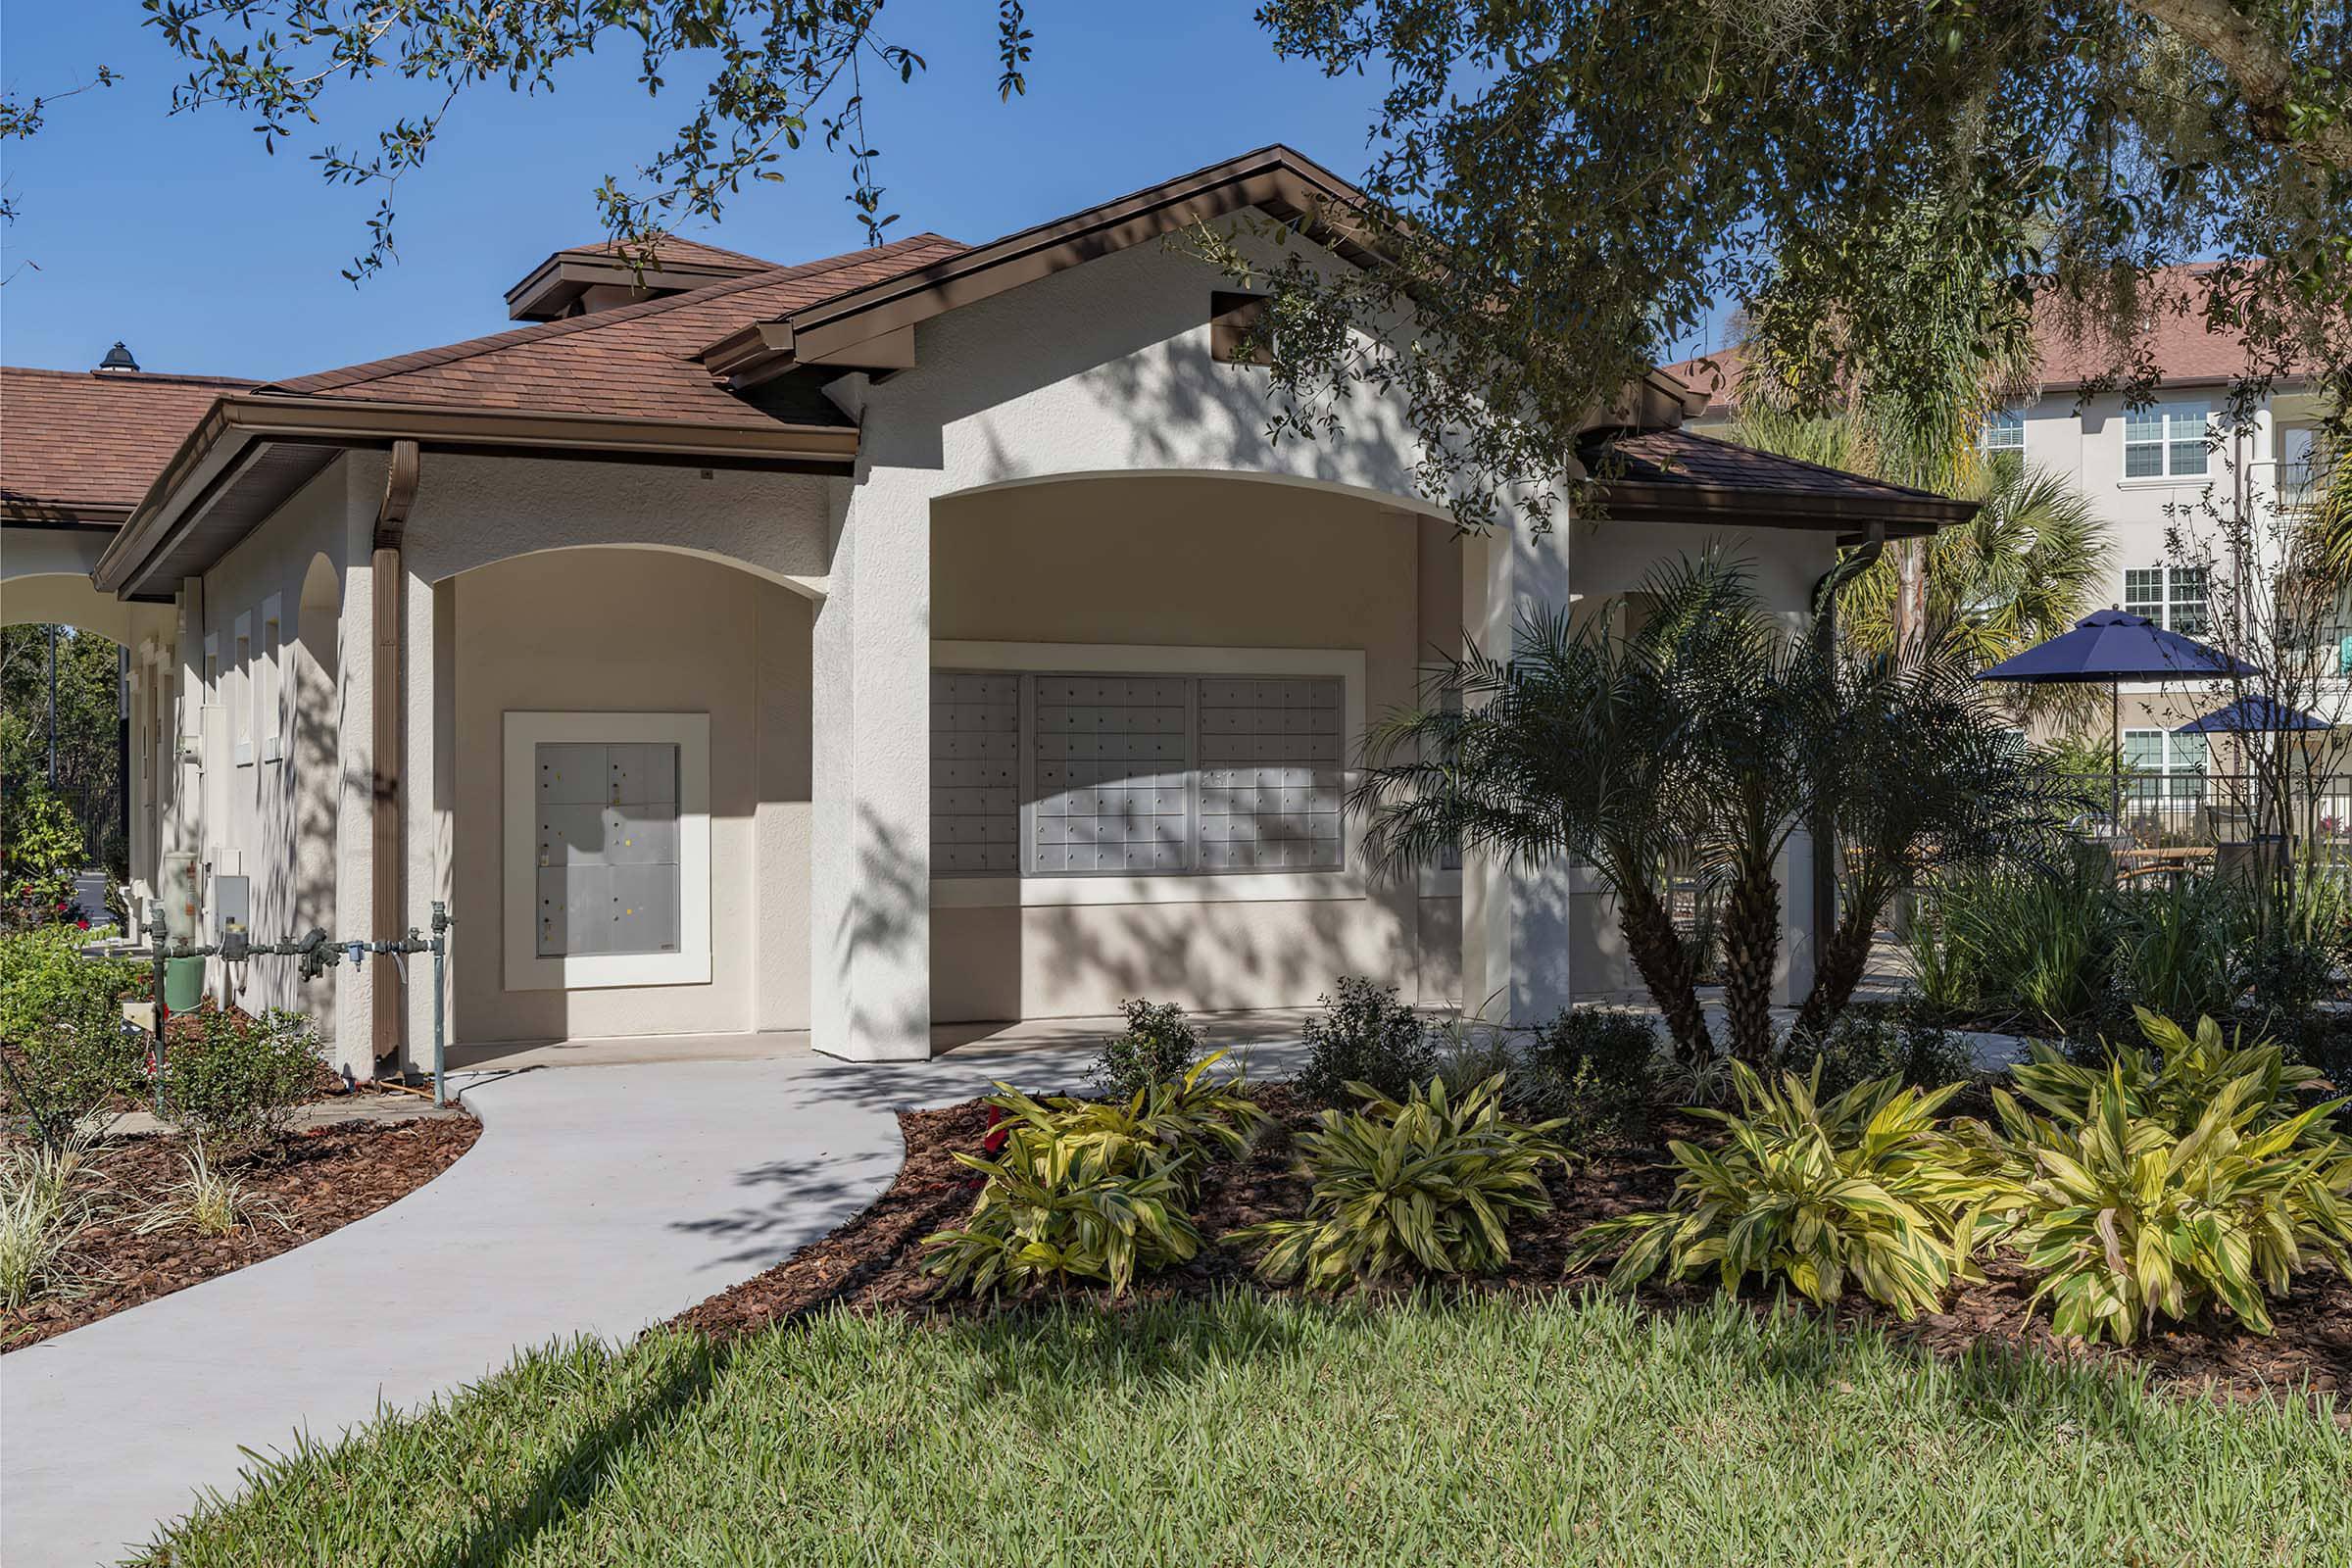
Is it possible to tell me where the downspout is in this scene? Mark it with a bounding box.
[1810,521,1886,972]
[371,440,421,1071]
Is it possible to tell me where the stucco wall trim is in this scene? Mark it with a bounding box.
[930,639,1367,909]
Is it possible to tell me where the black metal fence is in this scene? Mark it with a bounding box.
[2047,769,2352,857]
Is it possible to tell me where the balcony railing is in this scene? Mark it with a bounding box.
[2043,769,2352,855]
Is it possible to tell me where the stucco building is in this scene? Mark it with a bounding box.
[3,146,1969,1076]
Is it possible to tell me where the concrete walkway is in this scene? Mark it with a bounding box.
[3,1037,1315,1566]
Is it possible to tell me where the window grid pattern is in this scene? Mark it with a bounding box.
[2124,403,2210,479]
[1198,678,1344,871]
[1979,408,2024,453]
[1032,676,1191,873]
[2123,729,2209,802]
[534,743,681,957]
[929,673,1020,873]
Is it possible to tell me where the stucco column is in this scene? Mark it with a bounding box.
[398,570,456,1074]
[1461,520,1576,1024]
[810,465,935,1060]
[1775,827,1818,1007]
[328,474,380,1078]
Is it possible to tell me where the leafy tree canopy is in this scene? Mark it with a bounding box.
[8,3,2342,524]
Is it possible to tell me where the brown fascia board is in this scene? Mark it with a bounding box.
[705,143,1703,420]
[507,253,766,321]
[1591,480,1969,539]
[95,392,860,597]
[1,502,132,529]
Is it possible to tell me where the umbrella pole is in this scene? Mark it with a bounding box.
[2111,680,2121,837]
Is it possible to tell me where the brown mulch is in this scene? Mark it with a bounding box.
[3,1115,480,1348]
[669,1086,2352,1421]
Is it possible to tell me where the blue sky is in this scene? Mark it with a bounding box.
[1,3,1726,380]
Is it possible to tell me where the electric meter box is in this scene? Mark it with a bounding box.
[212,875,251,946]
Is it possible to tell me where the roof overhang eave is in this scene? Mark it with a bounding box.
[95,392,861,598]
[1589,479,1972,541]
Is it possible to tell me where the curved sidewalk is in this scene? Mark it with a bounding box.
[5,1053,901,1566]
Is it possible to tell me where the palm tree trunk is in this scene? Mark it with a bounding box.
[1791,901,1879,1039]
[1616,880,1714,1061]
[1720,865,1782,1063]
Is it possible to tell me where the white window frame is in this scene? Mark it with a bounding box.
[1978,406,2025,456]
[2123,728,2209,800]
[502,710,711,992]
[259,594,285,763]
[2121,401,2212,481]
[231,612,255,766]
[2123,564,2208,636]
[930,642,1365,908]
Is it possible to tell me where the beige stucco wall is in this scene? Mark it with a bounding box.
[928,473,1455,1020]
[448,547,811,1045]
[188,459,361,1039]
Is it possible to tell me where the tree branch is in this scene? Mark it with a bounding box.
[2120,0,2352,169]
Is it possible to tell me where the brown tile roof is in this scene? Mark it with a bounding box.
[1,367,256,520]
[1584,427,1953,504]
[565,234,775,272]
[1661,267,2295,415]
[276,231,969,426]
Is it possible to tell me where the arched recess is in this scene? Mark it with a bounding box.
[434,544,815,1056]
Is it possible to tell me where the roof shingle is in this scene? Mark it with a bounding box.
[275,231,968,426]
[1,368,255,518]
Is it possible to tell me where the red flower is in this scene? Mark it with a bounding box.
[983,1104,1010,1156]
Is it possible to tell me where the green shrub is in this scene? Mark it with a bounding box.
[1786,1004,1976,1100]
[0,1131,101,1308]
[0,786,86,932]
[1295,977,1437,1108]
[1087,998,1201,1102]
[1987,1071,2352,1344]
[1016,1051,1264,1193]
[1916,846,2120,1033]
[1232,1075,1567,1290]
[0,924,145,1147]
[157,1004,324,1150]
[2008,1009,2335,1145]
[1570,1063,2005,1317]
[1513,1008,1660,1149]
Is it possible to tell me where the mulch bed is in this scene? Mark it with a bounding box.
[673,1086,2352,1422]
[3,1113,480,1348]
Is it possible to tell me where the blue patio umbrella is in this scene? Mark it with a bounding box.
[1977,610,2257,827]
[2173,695,2331,734]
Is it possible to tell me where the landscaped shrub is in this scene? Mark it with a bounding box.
[2008,1009,2335,1144]
[0,1132,101,1308]
[157,1004,326,1151]
[0,785,87,933]
[1511,1007,1660,1149]
[1030,1052,1265,1190]
[1570,1063,2005,1318]
[1913,845,2119,1033]
[1294,977,1437,1107]
[1232,1075,1567,1290]
[1087,998,1201,1102]
[1986,1067,2352,1345]
[134,1143,284,1239]
[0,923,146,1147]
[1785,1004,1976,1100]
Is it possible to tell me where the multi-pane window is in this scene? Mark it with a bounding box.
[533,742,681,957]
[2123,565,2208,636]
[1979,407,2024,455]
[2123,402,2210,479]
[2123,729,2208,801]
[933,669,1345,878]
[929,672,1021,873]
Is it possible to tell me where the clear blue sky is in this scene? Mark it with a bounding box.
[1,3,1728,381]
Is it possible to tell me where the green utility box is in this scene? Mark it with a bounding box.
[164,956,207,1012]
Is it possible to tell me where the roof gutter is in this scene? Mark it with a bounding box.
[94,391,860,598]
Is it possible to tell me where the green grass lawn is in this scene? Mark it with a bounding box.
[141,1293,2347,1567]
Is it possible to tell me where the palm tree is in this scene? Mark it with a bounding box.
[1356,553,2065,1062]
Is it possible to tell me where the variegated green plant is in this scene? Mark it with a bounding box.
[2009,1009,2336,1145]
[1568,1062,2009,1318]
[1231,1074,1567,1291]
[1989,1067,2352,1344]
[921,1053,1262,1298]
[920,1128,1202,1298]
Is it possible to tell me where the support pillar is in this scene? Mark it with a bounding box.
[810,467,935,1060]
[1461,520,1577,1024]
